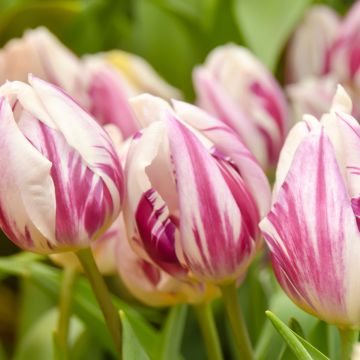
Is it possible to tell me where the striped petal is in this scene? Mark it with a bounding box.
[167,115,256,283]
[124,121,184,276]
[260,130,360,327]
[0,98,57,253]
[173,100,271,218]
[28,76,124,217]
[85,57,139,138]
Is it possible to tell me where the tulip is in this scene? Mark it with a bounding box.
[260,86,360,334]
[328,1,360,86]
[116,216,219,307]
[193,44,289,169]
[125,94,270,284]
[286,76,337,121]
[0,27,181,139]
[0,75,124,254]
[286,5,340,83]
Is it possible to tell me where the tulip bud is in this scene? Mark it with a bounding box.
[328,1,360,86]
[260,86,360,328]
[193,44,289,169]
[0,76,124,253]
[286,76,337,121]
[286,5,340,83]
[125,94,270,284]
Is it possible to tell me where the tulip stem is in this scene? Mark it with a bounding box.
[76,247,122,358]
[220,282,253,360]
[338,328,359,360]
[193,302,224,360]
[55,265,77,359]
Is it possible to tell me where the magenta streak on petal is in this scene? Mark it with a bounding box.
[32,121,110,244]
[264,132,345,317]
[168,116,249,279]
[198,78,247,144]
[88,69,139,138]
[250,81,285,137]
[139,259,161,287]
[212,149,259,240]
[135,188,184,276]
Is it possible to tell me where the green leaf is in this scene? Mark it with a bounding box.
[288,318,305,338]
[266,311,329,360]
[14,308,83,360]
[121,311,151,360]
[232,0,311,70]
[0,255,160,357]
[308,321,329,356]
[158,304,188,360]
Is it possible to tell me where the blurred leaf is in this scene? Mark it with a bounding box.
[288,318,305,338]
[131,0,201,99]
[18,278,54,338]
[158,304,188,360]
[14,308,83,360]
[0,341,6,360]
[254,289,317,360]
[232,0,311,70]
[266,311,329,360]
[308,321,329,356]
[148,0,218,29]
[121,311,150,360]
[0,255,160,357]
[0,0,83,46]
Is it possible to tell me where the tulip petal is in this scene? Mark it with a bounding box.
[273,115,320,198]
[167,115,256,283]
[28,75,123,216]
[125,121,184,276]
[260,130,360,326]
[193,68,267,165]
[85,58,139,138]
[0,98,57,252]
[173,100,271,218]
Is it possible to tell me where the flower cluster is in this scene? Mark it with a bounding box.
[1,3,360,357]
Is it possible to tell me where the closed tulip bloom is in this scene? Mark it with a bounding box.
[260,86,360,327]
[194,44,288,169]
[125,94,270,284]
[286,5,340,83]
[329,1,360,86]
[0,76,124,253]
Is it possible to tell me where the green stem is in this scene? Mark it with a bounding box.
[338,328,359,360]
[56,265,77,359]
[220,282,253,360]
[76,247,122,358]
[193,302,224,360]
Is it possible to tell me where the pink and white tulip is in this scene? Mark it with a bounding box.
[125,94,270,284]
[328,1,360,86]
[0,76,124,254]
[194,44,289,169]
[286,5,340,83]
[0,28,181,140]
[260,86,360,327]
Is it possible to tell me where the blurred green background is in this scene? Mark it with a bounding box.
[0,0,354,101]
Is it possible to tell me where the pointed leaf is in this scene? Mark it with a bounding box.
[232,0,311,70]
[121,311,151,360]
[266,311,329,360]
